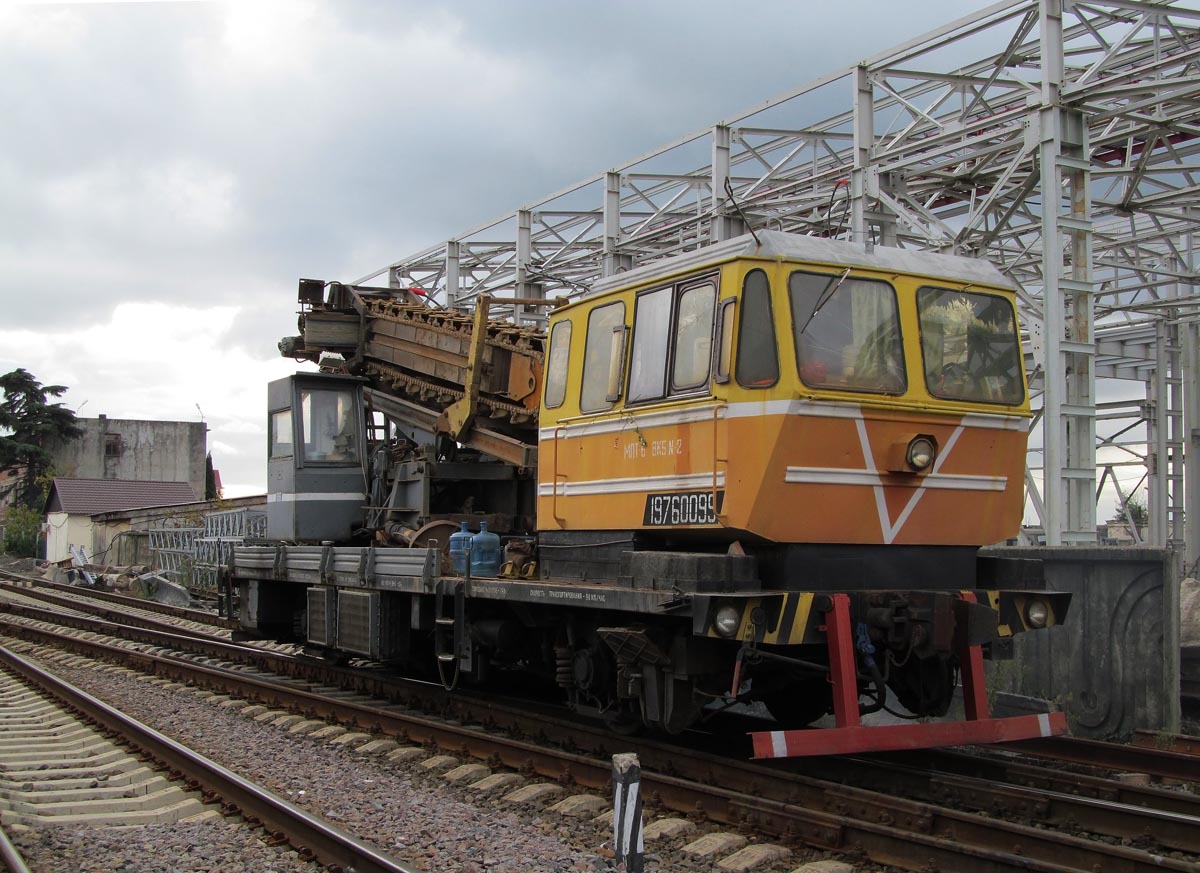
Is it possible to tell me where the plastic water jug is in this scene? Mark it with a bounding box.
[470,521,502,577]
[449,521,472,576]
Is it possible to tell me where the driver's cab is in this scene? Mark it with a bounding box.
[266,372,367,541]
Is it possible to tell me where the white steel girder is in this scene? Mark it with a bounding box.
[359,1,1200,567]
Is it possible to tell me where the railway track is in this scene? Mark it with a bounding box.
[4,576,1200,873]
[0,640,415,873]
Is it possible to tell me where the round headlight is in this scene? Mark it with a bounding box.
[1025,599,1049,629]
[714,605,741,638]
[906,436,936,471]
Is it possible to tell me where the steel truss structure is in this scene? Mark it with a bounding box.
[356,0,1200,565]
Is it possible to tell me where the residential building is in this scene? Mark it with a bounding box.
[43,478,197,563]
[45,415,207,499]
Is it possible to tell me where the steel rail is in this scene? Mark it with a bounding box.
[0,600,288,669]
[1002,735,1200,783]
[0,586,239,646]
[796,752,1200,854]
[0,570,238,629]
[0,825,30,873]
[0,643,416,873]
[4,619,1195,873]
[1133,729,1200,756]
[894,747,1200,818]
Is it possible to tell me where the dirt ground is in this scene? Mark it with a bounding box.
[0,553,42,575]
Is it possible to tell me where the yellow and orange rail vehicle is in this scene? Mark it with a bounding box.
[235,230,1069,754]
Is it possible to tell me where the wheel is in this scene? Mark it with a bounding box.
[409,519,461,551]
[886,654,956,717]
[762,677,833,727]
[603,701,645,736]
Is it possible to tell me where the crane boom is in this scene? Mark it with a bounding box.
[280,280,549,466]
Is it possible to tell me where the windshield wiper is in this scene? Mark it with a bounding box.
[798,267,851,335]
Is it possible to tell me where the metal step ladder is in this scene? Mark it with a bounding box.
[434,579,466,690]
[67,545,97,587]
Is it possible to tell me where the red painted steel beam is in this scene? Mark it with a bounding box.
[823,593,861,728]
[750,711,1067,758]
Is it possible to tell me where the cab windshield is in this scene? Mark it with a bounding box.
[917,287,1024,404]
[789,270,905,394]
[297,387,360,462]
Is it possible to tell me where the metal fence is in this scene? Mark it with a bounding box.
[149,508,266,594]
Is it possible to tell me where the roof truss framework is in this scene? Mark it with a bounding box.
[356,0,1200,564]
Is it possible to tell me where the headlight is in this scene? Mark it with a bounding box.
[906,436,936,471]
[1025,599,1049,628]
[714,605,741,638]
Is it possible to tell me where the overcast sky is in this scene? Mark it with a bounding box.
[2,0,1014,499]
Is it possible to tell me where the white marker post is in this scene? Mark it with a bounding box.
[612,752,644,872]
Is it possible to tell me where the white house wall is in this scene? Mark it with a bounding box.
[45,511,95,563]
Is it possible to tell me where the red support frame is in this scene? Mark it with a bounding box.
[824,593,860,728]
[748,592,1067,758]
[957,591,990,720]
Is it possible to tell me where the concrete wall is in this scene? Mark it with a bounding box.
[983,546,1180,740]
[45,511,96,563]
[46,416,207,499]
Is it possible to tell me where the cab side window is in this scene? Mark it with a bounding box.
[580,301,625,412]
[735,269,779,387]
[672,283,716,392]
[625,275,717,405]
[543,319,572,409]
[627,288,672,403]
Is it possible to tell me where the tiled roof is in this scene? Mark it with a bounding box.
[45,478,198,516]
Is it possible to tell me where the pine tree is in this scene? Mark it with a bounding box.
[0,368,84,508]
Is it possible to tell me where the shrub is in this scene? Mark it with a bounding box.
[2,505,43,557]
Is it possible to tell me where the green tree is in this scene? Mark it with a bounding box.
[0,368,84,508]
[1110,493,1148,529]
[205,452,221,500]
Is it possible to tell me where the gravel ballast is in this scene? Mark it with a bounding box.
[2,641,865,873]
[5,649,615,872]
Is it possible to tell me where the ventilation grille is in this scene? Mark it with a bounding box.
[337,590,377,656]
[306,587,337,646]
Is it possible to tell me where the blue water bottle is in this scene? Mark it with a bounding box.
[470,521,501,577]
[449,521,472,575]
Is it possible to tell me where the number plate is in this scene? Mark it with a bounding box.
[642,490,724,526]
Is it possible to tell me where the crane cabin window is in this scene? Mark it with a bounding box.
[917,287,1024,404]
[735,269,779,387]
[580,301,626,412]
[298,386,359,463]
[543,319,572,409]
[269,410,293,459]
[789,270,905,394]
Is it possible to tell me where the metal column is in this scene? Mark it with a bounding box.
[1038,0,1096,544]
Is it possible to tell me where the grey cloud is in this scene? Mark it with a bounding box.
[1,0,993,494]
[3,1,988,325]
